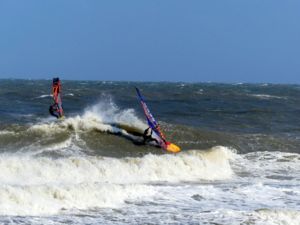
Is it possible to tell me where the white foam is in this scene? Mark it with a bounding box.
[195,89,204,95]
[30,98,146,136]
[251,209,300,225]
[0,130,15,135]
[232,151,300,182]
[261,83,269,86]
[22,136,86,157]
[81,99,145,130]
[34,94,52,99]
[249,94,286,100]
[0,183,155,216]
[233,82,244,85]
[0,146,234,186]
[0,146,234,216]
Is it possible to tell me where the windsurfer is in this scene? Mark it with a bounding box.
[142,127,159,145]
[49,77,64,119]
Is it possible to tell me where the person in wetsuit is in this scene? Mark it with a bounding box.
[49,103,60,119]
[49,77,64,119]
[143,127,159,145]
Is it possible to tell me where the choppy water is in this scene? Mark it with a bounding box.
[0,80,299,224]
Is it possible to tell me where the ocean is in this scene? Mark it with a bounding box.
[0,79,299,224]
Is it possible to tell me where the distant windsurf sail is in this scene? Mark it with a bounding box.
[50,77,64,118]
[135,87,167,144]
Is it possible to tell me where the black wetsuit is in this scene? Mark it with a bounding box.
[143,127,159,145]
[49,104,60,119]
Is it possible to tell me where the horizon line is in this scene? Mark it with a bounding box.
[0,78,299,86]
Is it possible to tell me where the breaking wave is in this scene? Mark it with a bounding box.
[33,99,146,135]
[0,99,149,156]
[0,146,234,216]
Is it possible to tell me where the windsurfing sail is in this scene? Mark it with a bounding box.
[50,77,64,118]
[135,87,167,144]
[135,87,181,153]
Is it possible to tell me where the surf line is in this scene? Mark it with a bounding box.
[135,87,181,153]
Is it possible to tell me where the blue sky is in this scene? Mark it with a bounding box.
[0,0,299,83]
